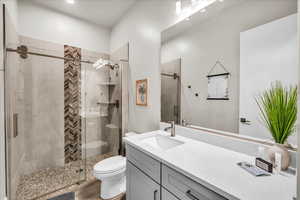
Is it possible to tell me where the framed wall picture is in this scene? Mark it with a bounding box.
[136,79,148,106]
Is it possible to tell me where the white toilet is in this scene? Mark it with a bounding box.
[93,132,137,199]
[94,156,126,199]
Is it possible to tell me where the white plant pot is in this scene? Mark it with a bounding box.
[267,143,290,170]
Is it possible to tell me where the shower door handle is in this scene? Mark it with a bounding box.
[153,190,158,200]
[13,113,18,138]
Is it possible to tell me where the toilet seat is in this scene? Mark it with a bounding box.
[94,156,126,175]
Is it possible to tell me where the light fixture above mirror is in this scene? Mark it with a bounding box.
[66,0,75,4]
[175,0,223,22]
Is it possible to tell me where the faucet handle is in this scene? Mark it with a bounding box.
[168,121,175,127]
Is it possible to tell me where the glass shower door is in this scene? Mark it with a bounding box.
[4,6,129,199]
[4,17,86,200]
[81,52,123,173]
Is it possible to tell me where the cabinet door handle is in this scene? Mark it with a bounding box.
[13,113,18,137]
[186,190,201,200]
[154,190,158,200]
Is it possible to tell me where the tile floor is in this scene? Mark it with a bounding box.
[16,153,117,200]
[38,180,125,200]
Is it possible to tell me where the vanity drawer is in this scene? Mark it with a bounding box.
[162,165,227,200]
[126,144,160,183]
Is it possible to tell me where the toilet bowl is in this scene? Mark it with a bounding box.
[93,132,137,199]
[94,156,126,199]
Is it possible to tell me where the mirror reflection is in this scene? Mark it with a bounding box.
[160,0,298,146]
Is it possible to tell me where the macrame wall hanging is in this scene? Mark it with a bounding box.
[207,61,230,100]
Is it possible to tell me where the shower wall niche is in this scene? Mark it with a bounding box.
[4,24,129,200]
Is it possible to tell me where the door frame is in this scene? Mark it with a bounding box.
[1,4,8,200]
[297,1,300,199]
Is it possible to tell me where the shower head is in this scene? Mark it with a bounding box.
[93,58,119,70]
[93,58,110,69]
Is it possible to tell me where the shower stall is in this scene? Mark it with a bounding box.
[3,5,129,200]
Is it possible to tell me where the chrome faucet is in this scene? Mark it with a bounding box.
[164,121,175,137]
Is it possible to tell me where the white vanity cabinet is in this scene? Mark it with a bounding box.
[162,165,227,200]
[126,144,228,200]
[126,145,161,182]
[126,161,160,200]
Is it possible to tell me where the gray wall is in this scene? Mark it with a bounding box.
[161,1,297,133]
[18,0,110,53]
[110,1,177,133]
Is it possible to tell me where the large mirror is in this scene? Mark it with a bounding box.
[160,0,298,146]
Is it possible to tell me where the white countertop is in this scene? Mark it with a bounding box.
[124,130,296,200]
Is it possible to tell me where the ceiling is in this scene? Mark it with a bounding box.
[162,0,242,43]
[22,0,137,28]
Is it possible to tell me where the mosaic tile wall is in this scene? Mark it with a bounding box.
[64,45,82,164]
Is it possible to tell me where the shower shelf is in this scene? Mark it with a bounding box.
[98,82,117,86]
[97,100,119,108]
[106,124,118,129]
[97,102,117,105]
[80,112,108,118]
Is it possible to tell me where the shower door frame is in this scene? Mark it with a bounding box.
[2,4,9,200]
[119,59,129,155]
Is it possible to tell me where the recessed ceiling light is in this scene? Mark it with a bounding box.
[66,0,75,4]
[219,0,224,2]
[185,17,191,21]
[200,8,206,13]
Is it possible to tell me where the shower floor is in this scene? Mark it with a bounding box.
[16,153,114,200]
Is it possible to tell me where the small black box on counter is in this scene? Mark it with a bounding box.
[255,158,273,173]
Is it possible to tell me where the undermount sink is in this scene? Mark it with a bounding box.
[141,135,184,151]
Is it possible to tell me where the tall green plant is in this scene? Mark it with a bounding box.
[256,82,297,144]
